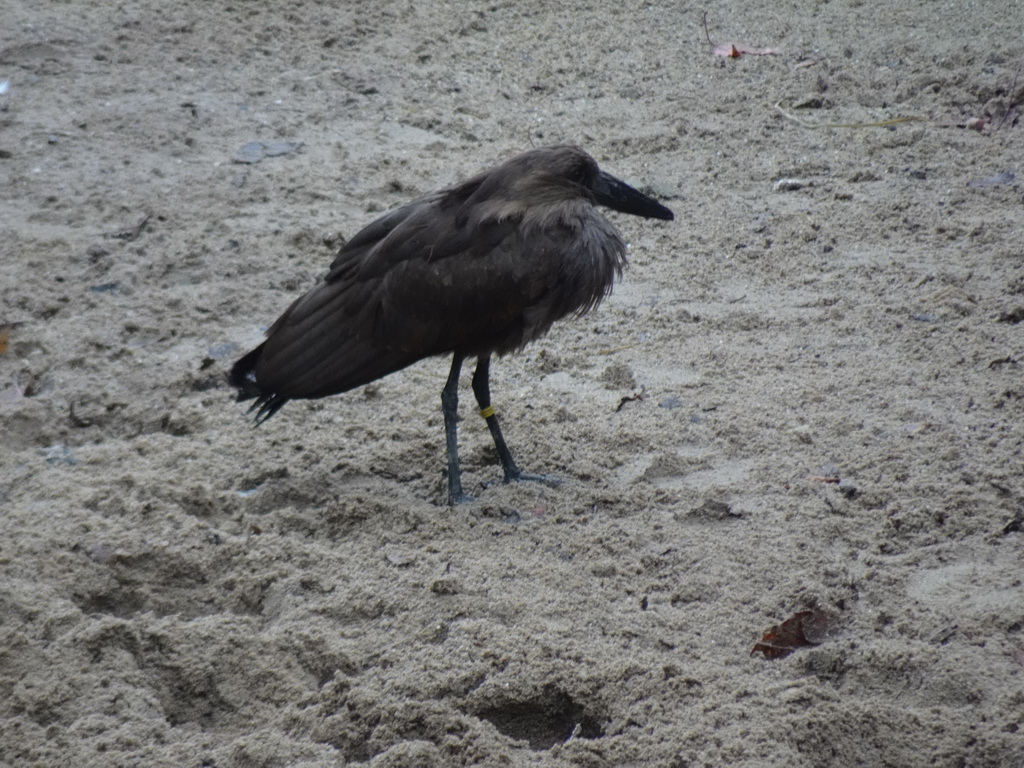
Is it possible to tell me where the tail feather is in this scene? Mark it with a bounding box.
[227,343,290,424]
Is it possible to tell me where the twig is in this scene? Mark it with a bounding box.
[994,69,1022,131]
[774,101,923,130]
[702,12,715,49]
[105,212,151,241]
[595,343,637,355]
[615,385,646,413]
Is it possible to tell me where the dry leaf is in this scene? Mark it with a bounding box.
[751,610,832,660]
[712,43,777,58]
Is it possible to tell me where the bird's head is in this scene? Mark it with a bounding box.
[451,145,674,228]
[523,145,675,221]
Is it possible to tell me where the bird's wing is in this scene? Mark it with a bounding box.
[252,190,575,401]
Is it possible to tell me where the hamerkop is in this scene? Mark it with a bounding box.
[229,145,673,503]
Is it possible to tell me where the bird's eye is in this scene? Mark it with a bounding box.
[569,161,592,186]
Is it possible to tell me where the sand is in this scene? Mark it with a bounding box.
[2,1,1023,766]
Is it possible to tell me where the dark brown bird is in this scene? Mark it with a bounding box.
[229,145,673,503]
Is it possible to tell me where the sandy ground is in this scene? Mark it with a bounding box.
[2,1,1023,766]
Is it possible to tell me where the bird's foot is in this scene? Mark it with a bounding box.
[504,469,562,488]
[448,490,476,506]
[450,469,560,504]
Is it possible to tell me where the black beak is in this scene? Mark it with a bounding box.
[592,171,674,221]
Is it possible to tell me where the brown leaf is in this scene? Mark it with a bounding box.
[751,610,831,660]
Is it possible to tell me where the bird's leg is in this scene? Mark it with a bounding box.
[472,355,559,488]
[442,353,471,505]
[471,355,523,482]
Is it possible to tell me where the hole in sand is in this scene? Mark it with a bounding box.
[475,685,605,750]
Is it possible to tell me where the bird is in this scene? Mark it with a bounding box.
[229,145,674,504]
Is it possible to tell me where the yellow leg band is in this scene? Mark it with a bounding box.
[479,406,496,419]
